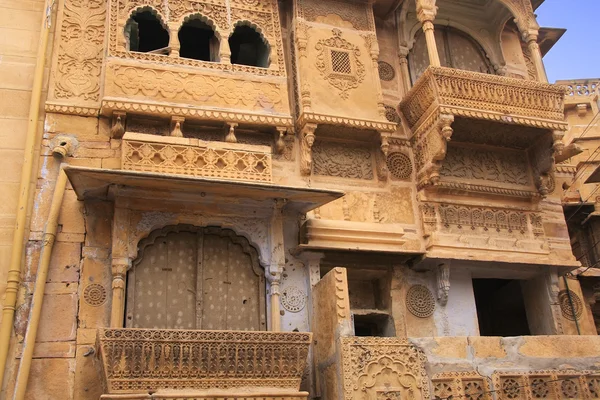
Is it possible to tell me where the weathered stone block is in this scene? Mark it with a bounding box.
[25,358,75,400]
[37,292,78,342]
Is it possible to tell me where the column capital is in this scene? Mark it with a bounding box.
[416,0,437,23]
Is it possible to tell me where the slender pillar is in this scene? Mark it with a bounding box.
[523,30,548,82]
[268,199,286,331]
[416,0,440,67]
[110,206,130,328]
[398,46,412,94]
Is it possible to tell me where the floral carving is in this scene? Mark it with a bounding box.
[432,372,492,400]
[406,285,435,318]
[315,29,366,99]
[378,61,395,81]
[558,290,583,321]
[387,152,412,180]
[52,0,106,102]
[299,0,372,31]
[312,140,373,180]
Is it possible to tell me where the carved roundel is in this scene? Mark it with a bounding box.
[406,285,435,318]
[378,61,395,81]
[281,285,306,313]
[384,105,401,124]
[83,283,108,307]
[558,289,583,321]
[387,152,412,180]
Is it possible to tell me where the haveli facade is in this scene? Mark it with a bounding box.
[0,0,599,399]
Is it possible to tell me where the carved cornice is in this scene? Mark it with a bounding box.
[45,102,100,117]
[399,66,567,133]
[296,112,397,132]
[434,180,540,199]
[101,100,294,127]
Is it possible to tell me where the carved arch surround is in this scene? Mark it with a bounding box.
[179,12,222,39]
[125,213,271,267]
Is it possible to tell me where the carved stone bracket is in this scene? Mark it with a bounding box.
[110,111,126,139]
[275,127,287,154]
[436,262,450,306]
[412,114,454,189]
[170,116,184,137]
[225,122,238,143]
[300,123,317,176]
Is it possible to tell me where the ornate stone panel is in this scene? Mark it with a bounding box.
[340,337,430,400]
[558,290,584,321]
[492,371,600,400]
[48,0,107,106]
[312,140,373,179]
[98,329,312,393]
[432,371,492,400]
[121,133,273,183]
[406,285,435,318]
[440,145,532,187]
[297,0,373,31]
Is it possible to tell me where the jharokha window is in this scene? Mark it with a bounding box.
[409,26,493,83]
[125,227,266,331]
[124,9,170,54]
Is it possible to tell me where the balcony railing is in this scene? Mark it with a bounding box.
[97,328,312,394]
[556,79,600,97]
[399,66,567,131]
[121,132,273,183]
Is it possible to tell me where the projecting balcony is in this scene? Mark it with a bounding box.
[121,132,273,183]
[97,328,312,400]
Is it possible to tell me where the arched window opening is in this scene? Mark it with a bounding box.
[125,10,169,54]
[179,18,220,62]
[229,25,270,68]
[409,26,493,83]
[126,226,266,331]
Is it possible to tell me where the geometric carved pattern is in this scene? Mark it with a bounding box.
[299,0,372,31]
[315,29,366,99]
[387,152,412,180]
[439,204,528,234]
[312,140,373,180]
[558,290,584,321]
[432,371,492,400]
[83,284,108,307]
[281,286,306,313]
[378,61,395,81]
[121,136,272,183]
[98,329,312,393]
[341,337,430,400]
[406,285,435,318]
[493,371,600,400]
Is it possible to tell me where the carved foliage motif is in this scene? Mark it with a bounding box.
[52,0,106,102]
[299,0,373,31]
[315,29,366,99]
[439,204,528,235]
[341,337,430,400]
[440,145,531,186]
[493,371,600,400]
[122,136,272,183]
[109,66,286,113]
[312,140,373,179]
[98,328,312,393]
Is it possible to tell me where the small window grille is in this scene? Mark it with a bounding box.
[330,50,352,74]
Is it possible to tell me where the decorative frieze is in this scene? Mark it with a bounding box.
[312,139,373,179]
[121,133,273,183]
[297,0,373,31]
[432,371,492,400]
[97,328,312,393]
[493,371,600,400]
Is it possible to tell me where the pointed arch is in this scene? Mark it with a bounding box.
[124,6,169,53]
[229,21,271,68]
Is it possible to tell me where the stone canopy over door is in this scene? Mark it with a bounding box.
[125,226,266,331]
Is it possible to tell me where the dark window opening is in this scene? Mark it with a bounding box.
[229,25,270,68]
[353,313,395,337]
[473,278,531,336]
[178,19,219,62]
[125,10,169,54]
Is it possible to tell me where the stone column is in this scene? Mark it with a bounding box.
[168,23,180,58]
[268,199,287,331]
[110,206,130,328]
[416,0,440,67]
[398,46,412,94]
[523,30,548,82]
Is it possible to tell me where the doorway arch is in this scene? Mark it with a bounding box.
[125,225,266,331]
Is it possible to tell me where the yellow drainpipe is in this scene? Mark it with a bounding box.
[0,0,56,387]
[12,167,68,400]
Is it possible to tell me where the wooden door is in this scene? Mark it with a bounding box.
[126,228,265,331]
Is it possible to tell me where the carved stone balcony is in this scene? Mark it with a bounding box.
[399,67,567,196]
[121,132,272,183]
[97,329,312,398]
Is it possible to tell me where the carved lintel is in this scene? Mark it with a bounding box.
[300,123,317,176]
[225,122,238,143]
[170,116,185,137]
[436,263,450,306]
[110,111,126,139]
[275,127,287,154]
